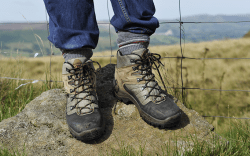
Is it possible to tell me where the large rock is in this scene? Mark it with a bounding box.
[0,64,228,156]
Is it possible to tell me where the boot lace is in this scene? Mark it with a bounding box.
[65,60,101,115]
[130,50,167,103]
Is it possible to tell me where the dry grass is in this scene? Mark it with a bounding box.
[0,37,250,155]
[1,37,250,136]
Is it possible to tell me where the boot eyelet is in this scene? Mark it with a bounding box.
[141,86,145,91]
[137,78,142,82]
[70,106,74,110]
[132,67,137,71]
[144,95,148,100]
[70,89,74,93]
[130,59,135,63]
[68,75,72,80]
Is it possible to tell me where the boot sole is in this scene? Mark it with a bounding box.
[68,118,105,142]
[115,91,181,129]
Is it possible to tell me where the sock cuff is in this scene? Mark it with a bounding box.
[61,47,93,62]
[119,42,149,50]
[118,44,148,55]
[60,47,92,54]
[118,39,149,48]
[117,31,150,55]
[117,31,150,47]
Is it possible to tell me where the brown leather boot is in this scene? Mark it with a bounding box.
[114,48,181,128]
[62,57,105,141]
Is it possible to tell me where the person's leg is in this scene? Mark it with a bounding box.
[110,0,159,55]
[111,0,182,128]
[43,0,99,61]
[43,0,105,142]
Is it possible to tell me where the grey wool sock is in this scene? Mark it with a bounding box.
[60,47,93,62]
[117,31,150,55]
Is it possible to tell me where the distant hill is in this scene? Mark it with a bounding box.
[0,23,47,31]
[243,30,250,38]
[154,14,250,42]
[0,14,250,56]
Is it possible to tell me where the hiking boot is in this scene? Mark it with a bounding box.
[62,57,105,141]
[114,48,182,128]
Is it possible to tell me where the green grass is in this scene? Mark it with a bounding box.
[0,71,62,156]
[0,143,26,156]
[98,118,250,156]
[0,74,62,121]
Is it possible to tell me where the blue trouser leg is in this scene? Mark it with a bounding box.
[110,0,159,55]
[110,0,159,35]
[43,0,159,50]
[43,0,99,50]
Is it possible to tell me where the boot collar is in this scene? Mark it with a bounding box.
[117,48,148,68]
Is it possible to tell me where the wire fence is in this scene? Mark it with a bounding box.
[0,0,250,120]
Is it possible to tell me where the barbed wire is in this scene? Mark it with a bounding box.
[1,76,249,92]
[79,56,250,59]
[3,52,250,60]
[169,87,250,92]
[117,20,249,24]
[0,76,63,82]
[92,55,115,57]
[89,56,250,59]
[1,20,250,25]
[202,115,250,120]
[1,53,250,60]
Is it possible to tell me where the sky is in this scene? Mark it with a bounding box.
[1,0,250,23]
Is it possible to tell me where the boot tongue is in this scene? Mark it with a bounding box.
[131,48,147,57]
[68,58,94,92]
[62,57,88,74]
[73,59,83,68]
[68,57,88,65]
[130,48,149,76]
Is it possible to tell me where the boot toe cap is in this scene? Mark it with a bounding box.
[66,109,104,134]
[142,97,181,120]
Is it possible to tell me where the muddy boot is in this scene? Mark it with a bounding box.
[114,48,182,128]
[62,57,105,141]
